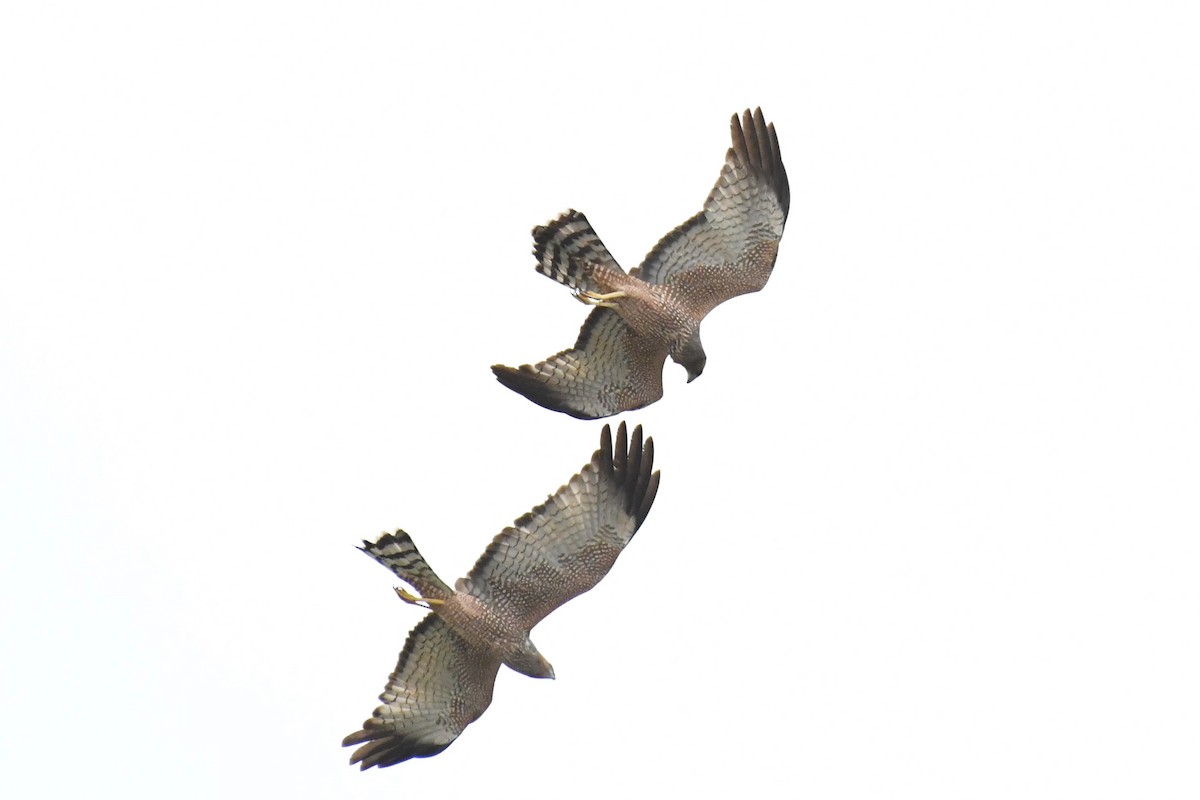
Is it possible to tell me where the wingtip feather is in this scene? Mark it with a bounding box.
[597,423,614,474]
[640,470,661,526]
[728,107,789,220]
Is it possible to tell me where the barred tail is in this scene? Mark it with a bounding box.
[532,209,625,295]
[360,530,453,600]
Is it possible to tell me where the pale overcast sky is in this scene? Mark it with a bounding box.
[2,2,1198,798]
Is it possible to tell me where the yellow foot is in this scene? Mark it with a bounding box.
[394,586,444,609]
[574,290,626,309]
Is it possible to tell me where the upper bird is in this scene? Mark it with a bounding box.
[343,422,660,768]
[492,107,790,419]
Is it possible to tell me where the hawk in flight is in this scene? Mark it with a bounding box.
[492,107,790,419]
[343,423,660,768]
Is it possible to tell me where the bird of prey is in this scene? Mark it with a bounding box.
[342,422,660,768]
[492,107,790,419]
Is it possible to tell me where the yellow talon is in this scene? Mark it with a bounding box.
[394,586,444,608]
[574,290,626,308]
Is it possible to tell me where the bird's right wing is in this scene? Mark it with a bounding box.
[459,422,660,630]
[342,614,502,769]
[632,108,789,317]
[491,309,667,419]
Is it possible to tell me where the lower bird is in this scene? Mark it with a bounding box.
[343,422,660,768]
[492,107,790,419]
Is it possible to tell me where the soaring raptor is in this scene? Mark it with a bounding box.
[343,423,660,768]
[492,108,790,419]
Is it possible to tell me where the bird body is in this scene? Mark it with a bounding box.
[493,108,789,419]
[365,530,555,678]
[343,423,659,768]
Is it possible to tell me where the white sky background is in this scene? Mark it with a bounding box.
[2,1,1198,797]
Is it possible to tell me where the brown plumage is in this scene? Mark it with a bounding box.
[342,423,660,768]
[493,108,790,419]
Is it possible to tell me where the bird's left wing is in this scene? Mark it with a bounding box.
[459,422,660,629]
[491,309,668,419]
[342,614,502,769]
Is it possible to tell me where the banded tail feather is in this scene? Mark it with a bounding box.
[360,530,452,600]
[532,209,623,295]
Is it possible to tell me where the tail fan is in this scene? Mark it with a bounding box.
[360,530,453,600]
[532,209,625,295]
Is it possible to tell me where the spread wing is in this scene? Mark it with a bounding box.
[632,107,789,317]
[342,614,502,769]
[458,422,660,629]
[491,310,667,419]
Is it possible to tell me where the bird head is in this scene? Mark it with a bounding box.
[507,645,556,680]
[676,336,707,383]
